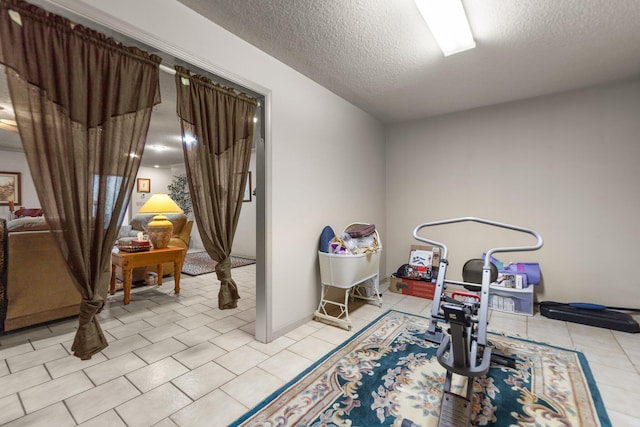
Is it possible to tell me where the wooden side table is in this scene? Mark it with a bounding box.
[110,246,186,304]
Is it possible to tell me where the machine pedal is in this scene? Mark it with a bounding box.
[423,330,444,345]
[437,391,472,427]
[491,351,516,368]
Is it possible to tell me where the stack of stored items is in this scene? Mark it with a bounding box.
[315,223,383,330]
[487,255,540,315]
[389,244,441,299]
[118,239,151,252]
[483,254,540,289]
[325,223,380,255]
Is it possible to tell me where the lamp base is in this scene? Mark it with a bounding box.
[147,215,173,249]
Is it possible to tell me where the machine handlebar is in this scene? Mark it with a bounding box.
[413,217,543,268]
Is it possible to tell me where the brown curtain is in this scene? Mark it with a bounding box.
[174,66,257,309]
[0,0,161,359]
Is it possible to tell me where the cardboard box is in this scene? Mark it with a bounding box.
[407,245,441,280]
[495,271,527,289]
[429,246,442,268]
[390,276,436,299]
[409,247,432,268]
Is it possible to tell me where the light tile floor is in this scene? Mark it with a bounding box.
[1,265,639,426]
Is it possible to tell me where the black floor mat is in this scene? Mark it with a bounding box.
[539,301,640,333]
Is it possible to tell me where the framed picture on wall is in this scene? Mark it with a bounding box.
[0,171,21,206]
[137,178,151,193]
[243,171,252,202]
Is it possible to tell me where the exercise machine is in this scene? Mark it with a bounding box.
[413,217,543,427]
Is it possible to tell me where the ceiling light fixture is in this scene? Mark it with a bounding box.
[0,118,17,127]
[182,134,196,146]
[415,0,475,56]
[0,121,18,134]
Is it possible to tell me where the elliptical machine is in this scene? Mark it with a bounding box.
[412,217,543,427]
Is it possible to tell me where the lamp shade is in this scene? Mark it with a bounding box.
[138,193,183,215]
[138,194,183,249]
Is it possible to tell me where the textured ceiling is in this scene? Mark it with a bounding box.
[177,0,640,123]
[2,1,640,166]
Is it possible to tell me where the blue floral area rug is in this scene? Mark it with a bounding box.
[231,310,611,427]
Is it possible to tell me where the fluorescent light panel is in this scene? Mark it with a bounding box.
[415,0,475,56]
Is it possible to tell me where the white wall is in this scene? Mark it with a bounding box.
[386,79,640,307]
[170,153,257,256]
[129,166,174,221]
[0,150,39,218]
[51,0,386,337]
[232,152,257,258]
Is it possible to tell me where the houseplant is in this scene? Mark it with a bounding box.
[167,174,192,216]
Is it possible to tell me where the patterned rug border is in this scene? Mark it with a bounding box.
[230,309,612,427]
[181,251,256,276]
[229,310,383,426]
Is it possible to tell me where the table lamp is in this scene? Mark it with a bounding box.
[137,193,183,249]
